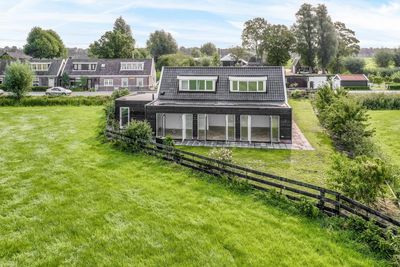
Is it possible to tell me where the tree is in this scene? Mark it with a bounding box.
[133,48,150,59]
[374,50,393,68]
[146,30,178,61]
[332,22,360,72]
[61,72,70,88]
[262,24,294,66]
[315,4,337,73]
[211,53,220,66]
[89,17,135,58]
[229,46,246,63]
[393,49,400,67]
[155,53,194,70]
[292,4,318,72]
[191,48,202,58]
[200,42,217,56]
[24,27,67,58]
[241,17,269,61]
[343,57,365,74]
[4,62,33,99]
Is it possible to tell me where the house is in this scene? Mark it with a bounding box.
[115,66,292,145]
[286,74,329,89]
[332,74,369,89]
[220,53,248,67]
[0,58,66,87]
[0,51,31,61]
[62,58,156,91]
[30,59,67,87]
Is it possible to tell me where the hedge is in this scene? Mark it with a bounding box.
[0,96,111,106]
[343,86,370,90]
[387,83,400,90]
[353,94,400,110]
[31,86,50,92]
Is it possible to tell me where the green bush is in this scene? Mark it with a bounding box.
[163,135,175,148]
[296,198,320,218]
[343,85,370,90]
[374,50,393,68]
[368,74,384,84]
[390,71,400,83]
[123,120,153,152]
[343,57,365,74]
[111,88,130,100]
[0,96,110,106]
[387,83,400,90]
[365,67,400,78]
[354,94,400,110]
[4,61,34,99]
[31,86,50,92]
[329,154,395,204]
[290,89,307,99]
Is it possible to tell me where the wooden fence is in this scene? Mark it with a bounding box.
[106,129,400,229]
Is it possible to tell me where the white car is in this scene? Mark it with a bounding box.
[45,87,72,96]
[0,89,4,95]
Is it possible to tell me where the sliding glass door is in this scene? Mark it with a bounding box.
[240,115,280,143]
[156,113,192,140]
[198,114,236,141]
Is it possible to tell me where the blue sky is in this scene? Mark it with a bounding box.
[0,0,399,48]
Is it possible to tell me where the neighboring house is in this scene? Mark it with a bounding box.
[0,51,31,61]
[0,58,66,87]
[115,66,292,145]
[291,55,313,74]
[332,74,369,89]
[62,58,156,91]
[29,59,67,87]
[220,53,248,67]
[286,74,329,89]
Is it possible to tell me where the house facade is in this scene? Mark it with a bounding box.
[115,66,292,145]
[286,74,330,89]
[0,58,66,87]
[63,58,156,91]
[332,74,369,89]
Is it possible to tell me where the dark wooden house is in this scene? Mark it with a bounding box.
[332,74,369,89]
[115,66,292,144]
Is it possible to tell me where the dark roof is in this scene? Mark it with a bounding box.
[29,59,64,76]
[157,66,287,103]
[64,58,153,76]
[0,51,31,60]
[0,60,9,76]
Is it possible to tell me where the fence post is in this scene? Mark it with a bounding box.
[336,193,341,215]
[318,189,325,211]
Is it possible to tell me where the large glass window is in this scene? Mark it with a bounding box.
[251,115,270,142]
[226,115,235,141]
[271,116,280,143]
[198,114,207,140]
[240,115,250,142]
[229,77,267,92]
[120,107,130,128]
[164,113,183,139]
[207,114,226,141]
[183,114,193,140]
[156,113,164,137]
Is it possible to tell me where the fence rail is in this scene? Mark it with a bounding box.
[106,130,400,229]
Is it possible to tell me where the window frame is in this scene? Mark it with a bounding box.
[121,78,129,88]
[104,79,113,86]
[121,62,144,71]
[229,76,267,92]
[177,76,218,92]
[136,78,144,87]
[119,107,130,128]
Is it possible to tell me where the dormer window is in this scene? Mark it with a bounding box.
[229,76,267,92]
[178,76,217,92]
[121,62,144,71]
[72,62,97,71]
[31,63,51,71]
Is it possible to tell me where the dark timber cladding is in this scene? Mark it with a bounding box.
[145,66,292,144]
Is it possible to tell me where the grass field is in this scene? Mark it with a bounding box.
[181,99,335,186]
[369,110,400,166]
[0,106,389,266]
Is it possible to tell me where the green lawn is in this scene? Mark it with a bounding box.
[181,99,335,186]
[0,106,388,266]
[369,110,400,166]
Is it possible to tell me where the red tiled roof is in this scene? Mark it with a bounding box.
[337,74,368,81]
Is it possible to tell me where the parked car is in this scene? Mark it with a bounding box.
[0,89,4,95]
[45,87,72,96]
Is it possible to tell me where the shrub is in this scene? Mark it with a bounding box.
[207,148,233,163]
[387,83,400,90]
[296,198,320,218]
[368,74,384,84]
[374,50,393,68]
[354,94,400,110]
[31,86,50,92]
[111,88,130,100]
[4,62,34,99]
[123,120,153,152]
[290,89,307,99]
[343,57,365,74]
[343,86,370,90]
[0,96,110,107]
[390,71,400,83]
[329,154,395,204]
[163,135,175,148]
